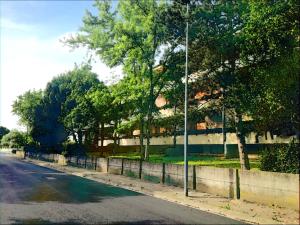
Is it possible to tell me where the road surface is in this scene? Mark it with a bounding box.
[0,152,246,224]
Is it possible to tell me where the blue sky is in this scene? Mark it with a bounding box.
[0,0,122,130]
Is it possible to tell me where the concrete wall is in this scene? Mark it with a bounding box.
[195,166,237,198]
[239,170,299,210]
[108,158,123,175]
[141,162,163,183]
[96,158,108,172]
[102,132,296,146]
[123,159,141,178]
[77,157,87,168]
[58,155,67,166]
[25,153,299,210]
[164,164,194,189]
[16,150,25,159]
[68,156,78,166]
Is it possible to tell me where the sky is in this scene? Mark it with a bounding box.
[0,0,122,130]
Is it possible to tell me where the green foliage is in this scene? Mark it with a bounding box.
[12,90,43,129]
[116,118,139,135]
[67,0,187,159]
[0,130,28,148]
[260,140,299,174]
[57,65,100,145]
[13,65,101,149]
[241,0,300,134]
[0,126,10,141]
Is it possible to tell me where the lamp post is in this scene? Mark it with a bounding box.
[221,88,227,158]
[184,3,189,197]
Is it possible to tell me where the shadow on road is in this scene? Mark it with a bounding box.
[22,174,143,203]
[11,218,165,225]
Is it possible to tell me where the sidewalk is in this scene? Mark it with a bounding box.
[23,158,299,225]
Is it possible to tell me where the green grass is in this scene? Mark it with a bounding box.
[110,152,261,170]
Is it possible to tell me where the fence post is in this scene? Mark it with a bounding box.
[193,165,196,190]
[139,160,142,179]
[121,158,124,175]
[161,163,165,183]
[94,157,97,170]
[107,157,110,173]
[235,169,240,199]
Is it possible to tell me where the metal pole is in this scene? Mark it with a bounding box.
[184,3,189,197]
[222,102,227,158]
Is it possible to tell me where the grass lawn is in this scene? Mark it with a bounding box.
[110,152,261,170]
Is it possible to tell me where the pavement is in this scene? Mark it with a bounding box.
[0,152,247,225]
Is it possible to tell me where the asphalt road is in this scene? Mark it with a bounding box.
[0,152,246,224]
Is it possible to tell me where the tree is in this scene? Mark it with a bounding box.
[66,0,183,160]
[0,126,10,142]
[111,74,149,155]
[59,65,100,146]
[163,0,299,169]
[241,0,300,136]
[163,0,252,169]
[12,90,43,132]
[13,65,100,151]
[0,130,27,148]
[87,82,112,148]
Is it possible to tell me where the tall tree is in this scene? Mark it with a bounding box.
[112,74,149,155]
[241,0,300,136]
[13,65,100,151]
[57,65,100,146]
[66,0,183,160]
[164,0,252,169]
[163,0,299,169]
[87,82,112,148]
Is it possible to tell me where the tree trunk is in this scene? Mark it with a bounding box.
[173,105,177,147]
[93,122,100,149]
[100,122,104,147]
[112,121,118,155]
[78,131,83,145]
[72,132,78,144]
[145,69,154,161]
[235,115,250,170]
[139,117,144,158]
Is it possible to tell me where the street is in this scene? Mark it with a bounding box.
[0,152,245,224]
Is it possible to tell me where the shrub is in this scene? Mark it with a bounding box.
[260,140,299,174]
[0,130,27,148]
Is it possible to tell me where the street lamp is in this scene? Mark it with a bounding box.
[221,88,227,158]
[184,3,189,197]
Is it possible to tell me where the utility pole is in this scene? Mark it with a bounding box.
[184,3,189,197]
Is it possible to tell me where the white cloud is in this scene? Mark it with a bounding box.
[0,18,33,31]
[0,28,123,130]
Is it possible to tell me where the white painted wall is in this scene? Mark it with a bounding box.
[100,132,297,146]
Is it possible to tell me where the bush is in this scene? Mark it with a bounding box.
[0,130,27,148]
[260,140,299,173]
